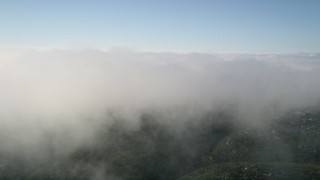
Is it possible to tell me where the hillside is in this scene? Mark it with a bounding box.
[0,108,319,179]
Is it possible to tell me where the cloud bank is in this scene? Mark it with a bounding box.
[0,48,319,158]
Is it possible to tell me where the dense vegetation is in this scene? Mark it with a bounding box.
[0,108,320,179]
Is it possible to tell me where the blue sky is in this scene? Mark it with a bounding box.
[0,0,319,53]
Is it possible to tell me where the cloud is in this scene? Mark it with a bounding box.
[0,48,319,157]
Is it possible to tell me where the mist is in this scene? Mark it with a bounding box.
[0,48,320,179]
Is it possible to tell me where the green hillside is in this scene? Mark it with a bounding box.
[178,163,320,180]
[0,109,319,179]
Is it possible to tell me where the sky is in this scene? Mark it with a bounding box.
[0,0,319,53]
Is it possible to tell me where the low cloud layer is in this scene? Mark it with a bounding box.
[0,48,319,157]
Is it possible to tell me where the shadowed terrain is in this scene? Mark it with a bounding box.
[0,108,319,179]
